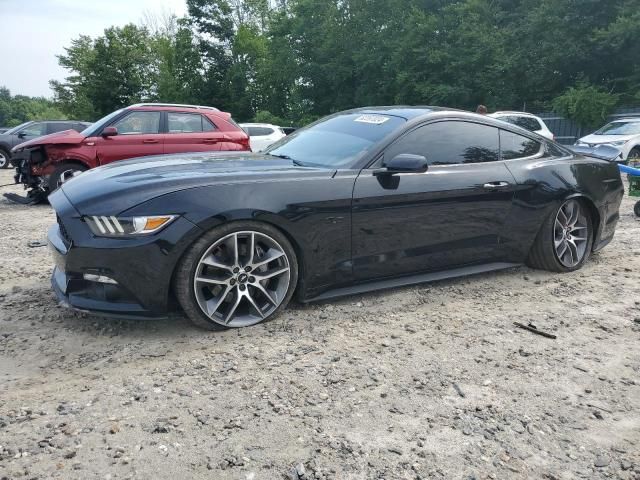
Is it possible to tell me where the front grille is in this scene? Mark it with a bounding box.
[57,215,72,244]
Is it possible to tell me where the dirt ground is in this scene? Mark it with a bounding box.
[0,168,639,480]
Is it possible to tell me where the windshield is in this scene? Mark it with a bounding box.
[266,113,406,168]
[5,122,32,135]
[594,121,640,136]
[80,109,125,136]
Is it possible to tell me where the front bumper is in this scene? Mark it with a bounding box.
[48,190,204,319]
[11,148,42,186]
[49,226,165,319]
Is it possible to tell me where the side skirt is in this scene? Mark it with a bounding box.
[305,262,521,303]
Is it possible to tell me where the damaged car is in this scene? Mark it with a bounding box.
[8,103,250,204]
[0,120,90,169]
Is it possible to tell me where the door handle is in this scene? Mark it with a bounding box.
[482,181,511,189]
[203,139,219,144]
[142,139,159,144]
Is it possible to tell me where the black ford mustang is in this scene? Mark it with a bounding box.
[48,107,624,329]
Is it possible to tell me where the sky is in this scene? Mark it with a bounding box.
[0,0,188,98]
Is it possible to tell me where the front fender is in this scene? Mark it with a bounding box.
[122,179,356,298]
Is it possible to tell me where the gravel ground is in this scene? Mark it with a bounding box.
[0,168,639,480]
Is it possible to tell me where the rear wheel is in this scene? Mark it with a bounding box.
[527,198,593,273]
[0,148,10,169]
[48,162,87,192]
[175,222,298,330]
[634,201,640,218]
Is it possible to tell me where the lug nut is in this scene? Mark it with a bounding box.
[230,279,236,285]
[249,276,255,283]
[239,284,246,291]
[245,266,252,272]
[233,267,240,274]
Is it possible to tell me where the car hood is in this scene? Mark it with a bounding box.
[58,151,334,215]
[578,133,636,145]
[12,129,85,151]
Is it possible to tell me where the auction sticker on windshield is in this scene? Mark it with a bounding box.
[354,114,390,125]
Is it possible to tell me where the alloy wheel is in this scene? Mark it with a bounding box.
[193,231,291,328]
[553,199,589,268]
[0,152,7,168]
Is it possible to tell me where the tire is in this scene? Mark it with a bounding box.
[0,148,11,169]
[634,201,640,218]
[48,162,88,192]
[174,221,299,330]
[526,198,594,273]
[628,147,640,166]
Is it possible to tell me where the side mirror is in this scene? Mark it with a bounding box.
[102,126,118,137]
[374,154,429,176]
[17,132,27,139]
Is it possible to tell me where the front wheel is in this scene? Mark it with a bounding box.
[174,222,298,330]
[0,148,10,169]
[48,163,88,192]
[628,147,640,166]
[527,198,593,273]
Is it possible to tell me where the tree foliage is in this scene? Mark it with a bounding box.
[44,0,640,124]
[552,83,619,129]
[0,87,67,127]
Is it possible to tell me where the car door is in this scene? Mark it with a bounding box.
[351,120,518,281]
[94,110,163,164]
[164,112,225,154]
[13,122,46,147]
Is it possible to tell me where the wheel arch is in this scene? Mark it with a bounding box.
[56,158,92,170]
[168,215,307,304]
[563,192,601,249]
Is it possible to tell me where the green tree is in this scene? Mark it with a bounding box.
[48,0,640,125]
[552,83,619,129]
[51,25,157,119]
[0,87,66,126]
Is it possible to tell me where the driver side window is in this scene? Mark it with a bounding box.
[113,111,161,135]
[384,121,500,165]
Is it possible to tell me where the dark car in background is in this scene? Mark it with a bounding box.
[10,103,249,200]
[47,107,623,330]
[0,120,90,169]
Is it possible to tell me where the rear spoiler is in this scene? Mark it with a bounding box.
[568,144,623,162]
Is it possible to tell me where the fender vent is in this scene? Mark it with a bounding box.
[57,215,72,244]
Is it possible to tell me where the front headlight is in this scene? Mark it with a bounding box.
[84,215,177,237]
[608,140,628,146]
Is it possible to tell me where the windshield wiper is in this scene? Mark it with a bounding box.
[267,153,306,167]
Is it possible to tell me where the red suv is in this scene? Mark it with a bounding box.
[10,103,250,201]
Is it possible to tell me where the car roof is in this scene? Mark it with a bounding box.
[128,103,220,113]
[240,123,280,128]
[27,119,89,123]
[346,106,449,120]
[334,106,544,131]
[48,120,90,124]
[490,111,540,117]
[610,117,640,123]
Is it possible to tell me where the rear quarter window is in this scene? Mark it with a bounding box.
[502,116,541,132]
[500,130,542,160]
